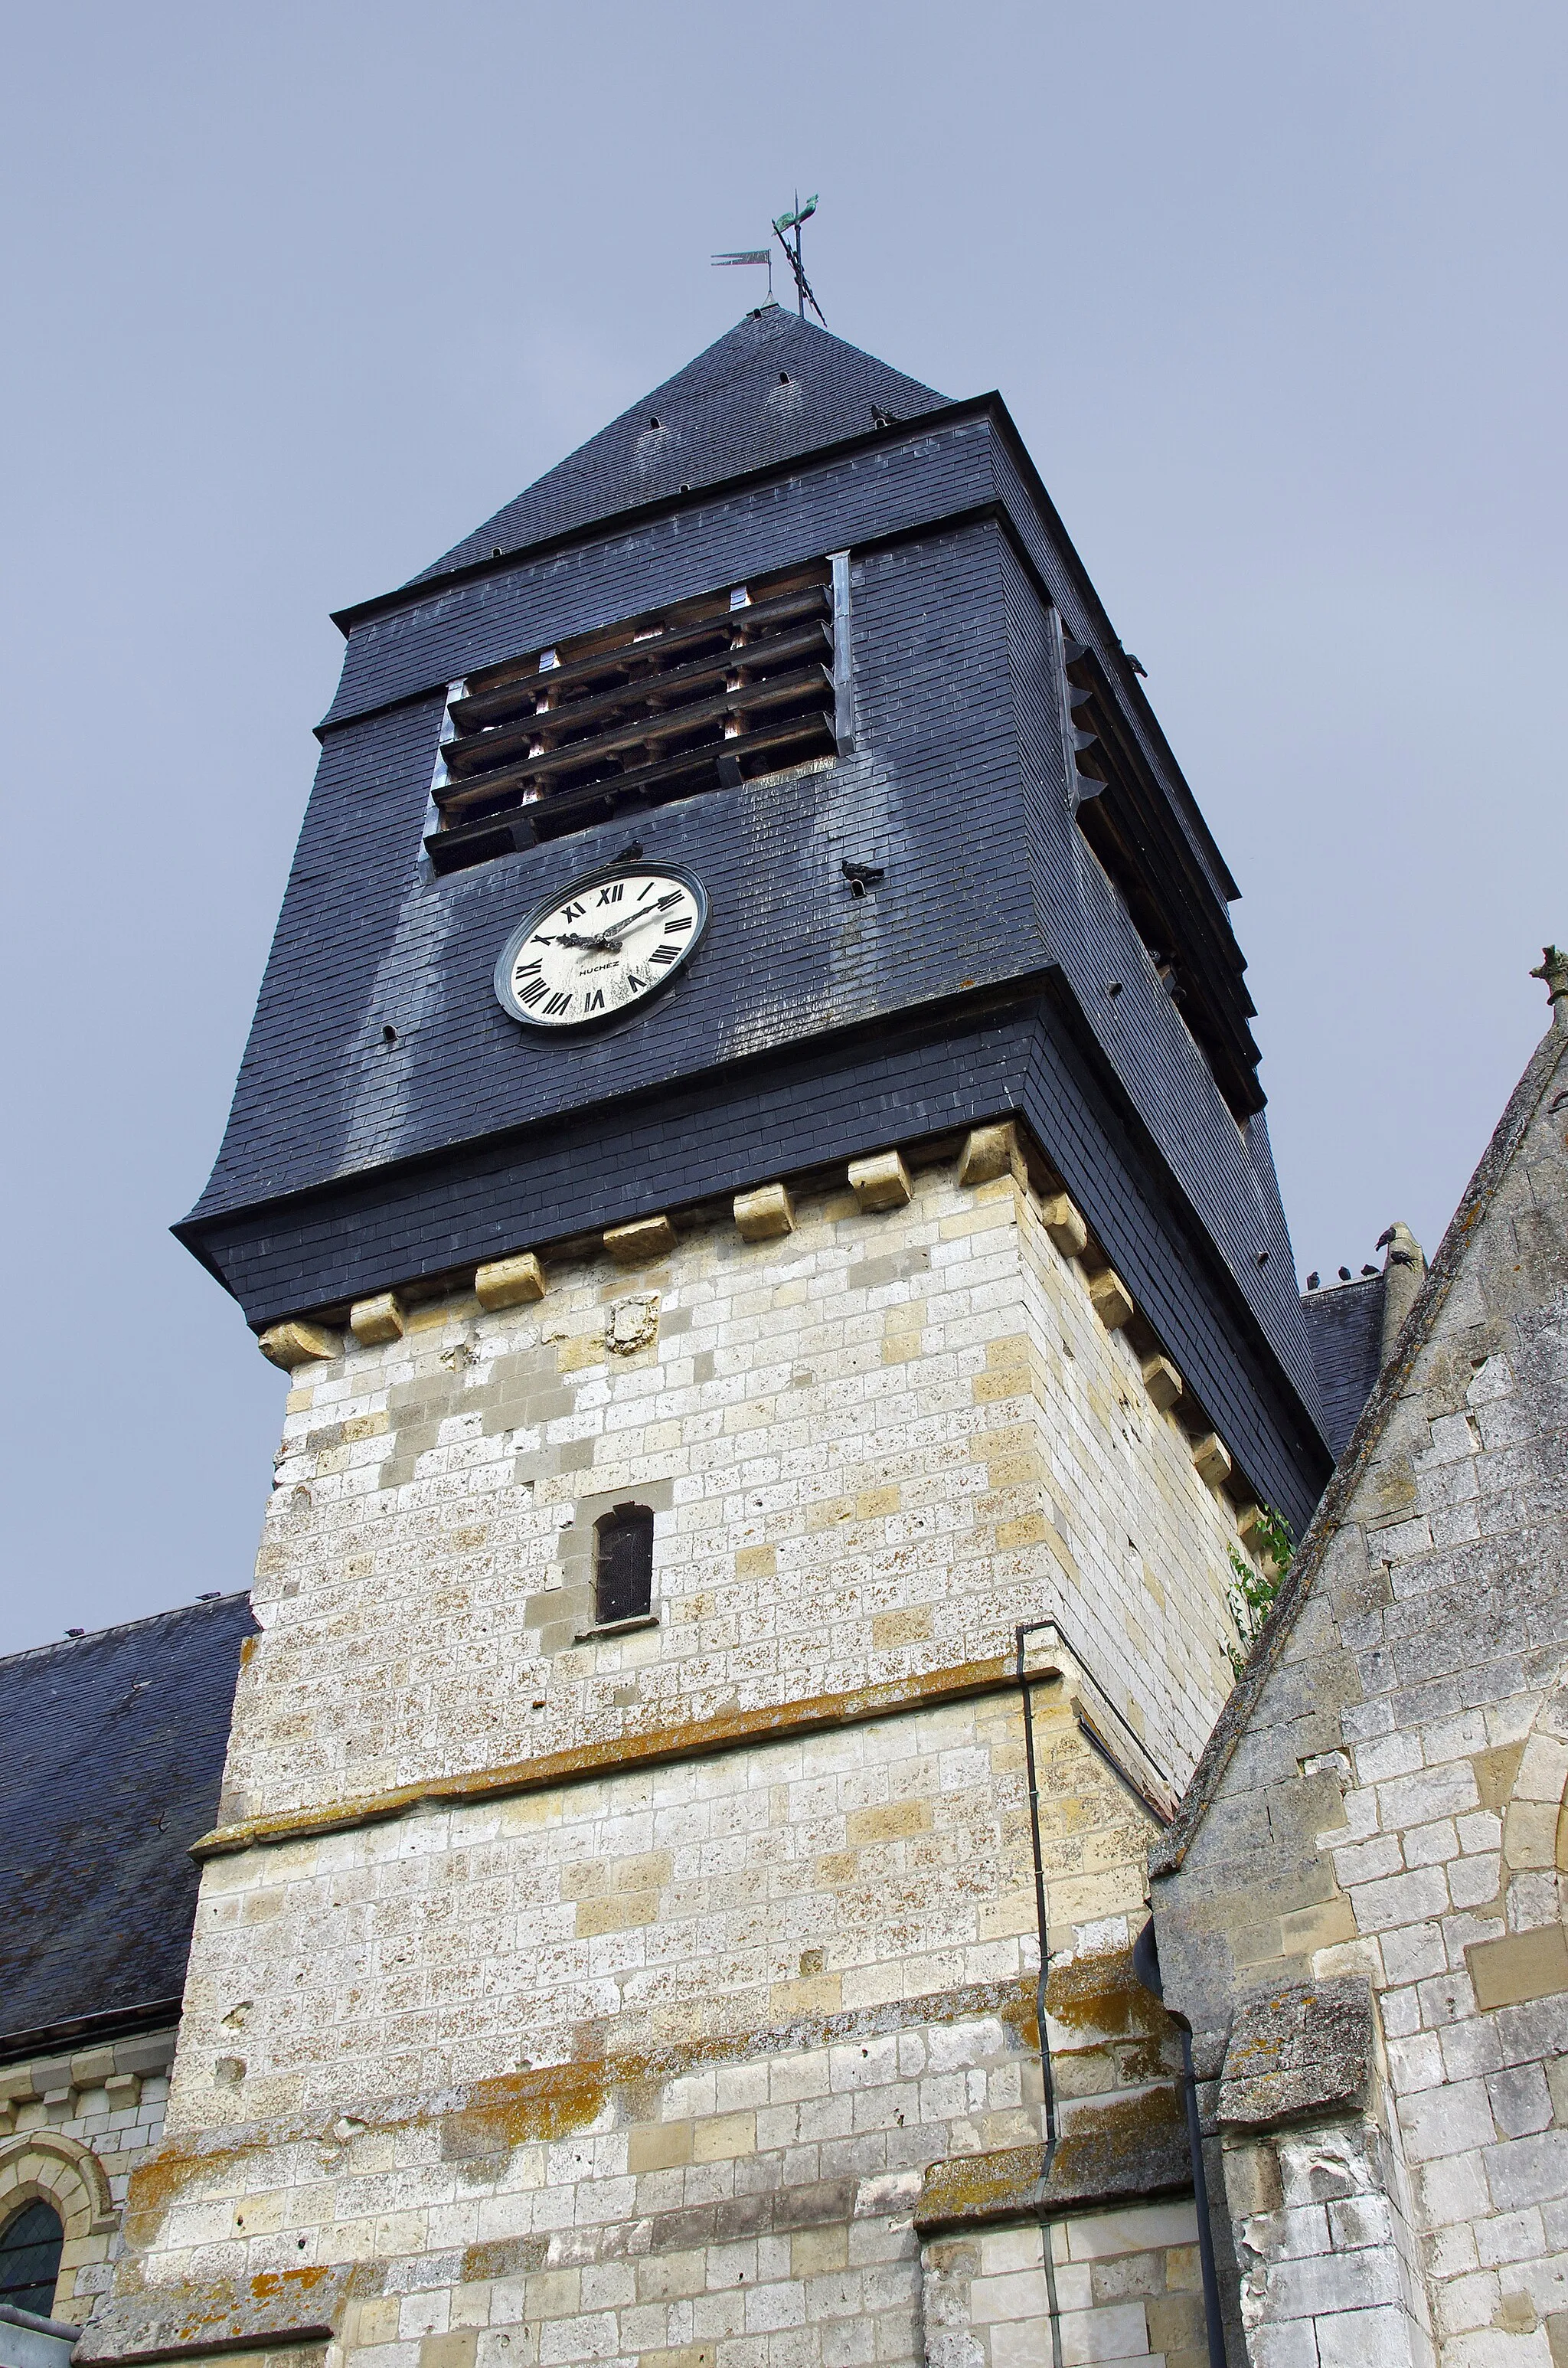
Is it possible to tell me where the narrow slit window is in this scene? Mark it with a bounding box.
[594,1503,654,1627]
[0,2201,64,2318]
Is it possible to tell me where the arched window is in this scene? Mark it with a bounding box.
[594,1503,654,1626]
[0,2200,64,2318]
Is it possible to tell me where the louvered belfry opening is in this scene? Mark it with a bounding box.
[1061,630,1264,1127]
[425,558,838,875]
[594,1503,654,1627]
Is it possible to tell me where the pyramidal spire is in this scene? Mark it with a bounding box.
[410,309,951,584]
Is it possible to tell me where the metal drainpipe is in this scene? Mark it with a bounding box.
[1015,1620,1065,2368]
[1132,1919,1227,2368]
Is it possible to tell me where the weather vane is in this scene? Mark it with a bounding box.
[710,245,774,300]
[710,192,825,323]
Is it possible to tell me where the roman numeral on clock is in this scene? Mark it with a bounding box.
[516,980,547,1009]
[664,917,692,934]
[596,884,625,904]
[544,991,573,1016]
[650,944,679,966]
[584,988,606,1012]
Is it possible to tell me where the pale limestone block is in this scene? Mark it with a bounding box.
[1040,1192,1089,1258]
[1191,1432,1233,1490]
[957,1125,1015,1189]
[604,1214,676,1264]
[351,1292,406,1346]
[848,1150,913,1212]
[475,1253,546,1310]
[259,1320,341,1370]
[1088,1270,1134,1331]
[733,1182,795,1241]
[1140,1356,1183,1412]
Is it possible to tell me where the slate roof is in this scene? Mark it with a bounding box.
[1300,1275,1385,1461]
[412,306,950,582]
[179,308,1332,1526]
[0,1595,255,2057]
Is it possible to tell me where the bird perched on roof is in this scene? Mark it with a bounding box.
[1338,1266,1352,1281]
[1361,1264,1378,1276]
[1306,1273,1320,1290]
[871,406,900,429]
[1375,1225,1396,1249]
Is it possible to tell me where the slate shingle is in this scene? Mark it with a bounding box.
[1301,1277,1385,1463]
[0,1596,255,2053]
[410,308,949,584]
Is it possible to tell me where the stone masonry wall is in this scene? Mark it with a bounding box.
[94,1129,1259,2368]
[222,1142,1253,1833]
[1151,1012,1568,2368]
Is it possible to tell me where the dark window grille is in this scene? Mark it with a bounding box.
[425,558,844,875]
[0,2201,64,2319]
[594,1504,654,1627]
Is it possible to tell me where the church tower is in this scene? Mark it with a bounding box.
[90,309,1330,2368]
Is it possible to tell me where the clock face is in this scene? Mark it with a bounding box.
[494,865,709,1032]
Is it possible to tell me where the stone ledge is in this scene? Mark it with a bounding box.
[72,2265,354,2363]
[191,1651,1063,1859]
[1217,1976,1372,2129]
[915,2088,1191,2234]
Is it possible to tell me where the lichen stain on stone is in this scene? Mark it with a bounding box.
[1053,2079,1183,2164]
[249,2268,333,2301]
[1046,1946,1169,2040]
[920,2141,1044,2225]
[440,2061,610,2157]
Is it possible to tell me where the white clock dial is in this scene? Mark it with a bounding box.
[494,866,708,1032]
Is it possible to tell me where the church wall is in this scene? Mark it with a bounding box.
[0,2029,175,2326]
[217,1142,1247,1831]
[1150,1016,1568,2367]
[923,2203,1205,2368]
[96,1133,1256,2368]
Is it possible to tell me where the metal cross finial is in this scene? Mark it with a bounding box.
[773,192,825,323]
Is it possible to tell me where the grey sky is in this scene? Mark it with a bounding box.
[2,2,1563,1653]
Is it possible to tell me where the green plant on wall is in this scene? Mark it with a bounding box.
[1227,1506,1293,1678]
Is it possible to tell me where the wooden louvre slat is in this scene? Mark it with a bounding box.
[425,559,838,875]
[441,620,833,781]
[451,584,830,732]
[433,662,834,819]
[425,710,835,872]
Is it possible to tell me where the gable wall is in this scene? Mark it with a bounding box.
[1152,1016,1568,2366]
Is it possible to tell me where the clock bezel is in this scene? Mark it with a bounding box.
[492,859,710,1035]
